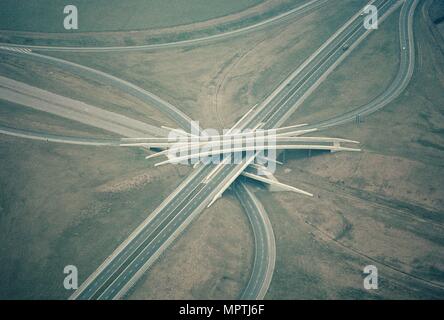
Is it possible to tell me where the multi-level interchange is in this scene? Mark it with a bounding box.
[0,0,421,299]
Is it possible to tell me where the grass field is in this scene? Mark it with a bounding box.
[0,0,263,32]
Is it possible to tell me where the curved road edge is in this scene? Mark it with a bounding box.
[0,125,122,146]
[234,181,276,300]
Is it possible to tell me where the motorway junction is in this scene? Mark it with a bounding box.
[0,0,435,301]
[120,121,361,204]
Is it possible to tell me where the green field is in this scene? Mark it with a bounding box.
[0,0,263,32]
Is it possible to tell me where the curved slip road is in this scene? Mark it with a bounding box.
[307,0,419,130]
[0,49,195,131]
[0,0,333,300]
[234,181,276,300]
[244,0,401,130]
[0,0,329,52]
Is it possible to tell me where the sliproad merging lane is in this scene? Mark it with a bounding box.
[71,0,405,300]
